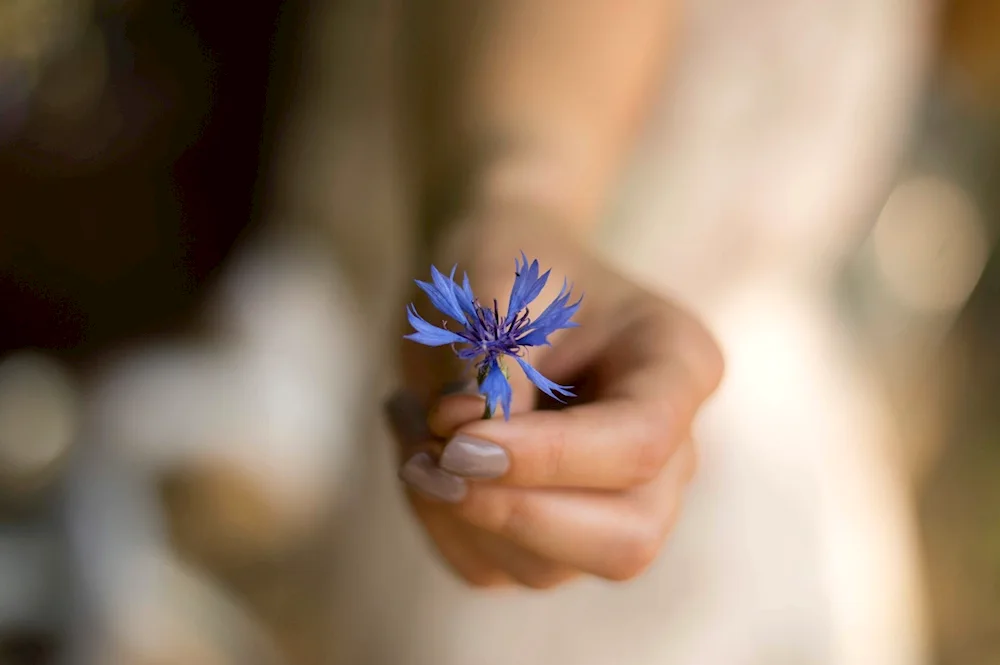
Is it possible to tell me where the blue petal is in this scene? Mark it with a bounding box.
[404,304,468,346]
[456,345,484,361]
[415,279,463,322]
[505,253,550,325]
[413,264,467,322]
[517,328,558,347]
[516,279,582,346]
[521,267,550,309]
[456,271,479,321]
[514,356,575,402]
[461,272,473,297]
[479,359,513,420]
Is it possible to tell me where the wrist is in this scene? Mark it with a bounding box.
[432,205,580,277]
[420,145,602,257]
[426,209,596,330]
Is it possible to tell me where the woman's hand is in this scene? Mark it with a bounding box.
[386,215,724,588]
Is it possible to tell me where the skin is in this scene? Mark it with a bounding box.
[388,0,724,588]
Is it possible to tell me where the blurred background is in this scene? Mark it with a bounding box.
[0,0,998,663]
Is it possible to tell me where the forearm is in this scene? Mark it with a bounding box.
[406,0,680,247]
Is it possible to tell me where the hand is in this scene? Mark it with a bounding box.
[385,215,724,588]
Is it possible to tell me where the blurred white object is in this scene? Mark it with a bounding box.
[90,229,365,521]
[64,442,286,665]
[0,530,57,629]
[63,227,365,663]
[0,351,79,486]
[873,175,990,314]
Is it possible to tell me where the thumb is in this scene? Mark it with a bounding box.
[426,352,541,438]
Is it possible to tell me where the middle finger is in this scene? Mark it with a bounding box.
[449,439,697,581]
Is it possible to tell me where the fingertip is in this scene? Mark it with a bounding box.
[399,452,468,503]
[428,394,487,437]
[439,380,479,397]
[384,389,430,447]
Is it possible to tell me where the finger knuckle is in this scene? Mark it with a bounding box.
[630,430,673,485]
[542,425,571,483]
[497,492,537,541]
[604,524,663,581]
[681,442,700,485]
[459,569,510,588]
[681,317,726,396]
[454,489,499,529]
[518,566,577,590]
[458,488,536,542]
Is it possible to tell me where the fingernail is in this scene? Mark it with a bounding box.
[384,390,430,446]
[440,435,510,479]
[439,380,481,398]
[399,452,467,503]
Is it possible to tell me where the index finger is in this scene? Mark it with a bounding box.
[438,349,718,490]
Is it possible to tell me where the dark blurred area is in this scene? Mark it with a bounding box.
[0,0,298,359]
[0,2,314,663]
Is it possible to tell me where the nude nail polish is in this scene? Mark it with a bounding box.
[399,452,467,503]
[440,435,510,479]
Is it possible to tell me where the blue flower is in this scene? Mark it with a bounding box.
[405,254,582,419]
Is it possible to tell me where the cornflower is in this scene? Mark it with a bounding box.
[405,253,582,419]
